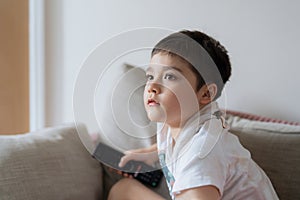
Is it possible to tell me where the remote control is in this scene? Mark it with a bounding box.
[92,142,163,188]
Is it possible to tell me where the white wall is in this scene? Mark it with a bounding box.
[44,0,300,130]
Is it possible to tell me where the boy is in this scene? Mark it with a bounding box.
[108,30,279,200]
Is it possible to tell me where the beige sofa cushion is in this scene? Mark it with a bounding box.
[0,124,103,200]
[226,113,300,200]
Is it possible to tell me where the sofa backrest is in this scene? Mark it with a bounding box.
[225,111,300,200]
[92,65,156,152]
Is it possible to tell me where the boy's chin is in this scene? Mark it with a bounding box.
[146,112,166,123]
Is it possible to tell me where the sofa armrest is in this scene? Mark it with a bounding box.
[0,123,103,200]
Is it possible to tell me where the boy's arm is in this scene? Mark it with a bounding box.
[175,185,220,200]
[118,143,158,167]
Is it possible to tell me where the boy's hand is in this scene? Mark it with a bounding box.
[107,166,134,178]
[118,143,159,168]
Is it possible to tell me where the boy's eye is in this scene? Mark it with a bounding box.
[146,74,154,81]
[164,73,176,80]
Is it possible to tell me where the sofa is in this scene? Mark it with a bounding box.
[0,111,299,200]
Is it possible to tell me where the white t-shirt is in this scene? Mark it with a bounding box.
[157,102,279,200]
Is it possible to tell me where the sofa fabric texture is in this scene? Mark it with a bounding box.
[0,124,103,200]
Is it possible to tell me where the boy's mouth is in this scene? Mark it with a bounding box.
[147,98,160,106]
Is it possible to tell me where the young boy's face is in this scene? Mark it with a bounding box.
[144,53,201,127]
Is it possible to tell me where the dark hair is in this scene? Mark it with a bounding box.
[151,30,231,99]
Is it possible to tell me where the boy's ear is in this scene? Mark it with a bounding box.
[197,83,218,105]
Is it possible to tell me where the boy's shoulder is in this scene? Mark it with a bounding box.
[193,117,226,159]
[173,117,225,162]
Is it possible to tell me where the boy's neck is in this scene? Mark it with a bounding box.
[169,126,182,142]
[168,101,215,141]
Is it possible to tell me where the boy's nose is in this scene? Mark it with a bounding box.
[147,83,161,94]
